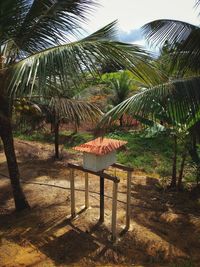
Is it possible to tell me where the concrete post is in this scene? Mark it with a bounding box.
[99,174,104,223]
[126,171,132,230]
[111,181,118,242]
[70,168,76,218]
[85,172,89,209]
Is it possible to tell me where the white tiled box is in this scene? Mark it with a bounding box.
[74,137,127,172]
[83,151,116,172]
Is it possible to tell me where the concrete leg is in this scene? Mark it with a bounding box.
[70,168,76,218]
[126,171,132,230]
[111,182,118,242]
[99,175,104,223]
[85,172,89,209]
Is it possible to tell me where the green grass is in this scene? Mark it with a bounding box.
[62,131,93,149]
[14,129,197,180]
[13,129,182,175]
[14,131,55,143]
[14,130,93,149]
[108,130,175,174]
[170,259,195,267]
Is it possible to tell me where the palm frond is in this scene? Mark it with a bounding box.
[1,0,98,54]
[99,76,200,130]
[195,0,200,16]
[175,28,200,73]
[8,22,160,98]
[142,19,200,73]
[195,0,200,6]
[109,72,133,106]
[49,97,103,125]
[142,19,198,48]
[0,0,31,43]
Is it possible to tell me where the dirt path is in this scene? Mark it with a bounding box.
[0,139,200,267]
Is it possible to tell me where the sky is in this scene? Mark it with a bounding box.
[85,0,199,50]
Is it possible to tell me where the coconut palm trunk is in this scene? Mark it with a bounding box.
[0,69,29,210]
[170,135,177,188]
[0,85,29,211]
[0,119,30,210]
[189,133,200,185]
[54,120,60,160]
[177,150,187,190]
[119,115,124,127]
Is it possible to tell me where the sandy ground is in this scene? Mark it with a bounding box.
[0,139,200,267]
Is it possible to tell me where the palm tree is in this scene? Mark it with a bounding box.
[99,0,200,188]
[13,96,103,159]
[47,97,103,159]
[0,0,156,211]
[107,72,134,126]
[143,1,200,71]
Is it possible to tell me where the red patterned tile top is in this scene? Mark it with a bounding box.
[74,137,127,156]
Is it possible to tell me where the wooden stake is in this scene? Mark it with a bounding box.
[99,174,104,223]
[126,171,132,230]
[70,168,76,218]
[85,172,89,208]
[111,181,118,242]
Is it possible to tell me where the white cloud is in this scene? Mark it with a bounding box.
[86,0,199,34]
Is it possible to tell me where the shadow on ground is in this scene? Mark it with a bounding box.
[0,142,200,266]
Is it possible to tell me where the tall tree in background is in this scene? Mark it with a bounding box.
[48,97,103,159]
[0,0,157,211]
[108,72,133,126]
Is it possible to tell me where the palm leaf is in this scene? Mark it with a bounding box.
[142,19,200,73]
[49,97,103,126]
[142,20,198,47]
[109,71,133,106]
[1,0,98,54]
[175,27,200,73]
[196,0,200,6]
[195,0,200,16]
[98,76,200,130]
[8,22,160,98]
[0,0,30,43]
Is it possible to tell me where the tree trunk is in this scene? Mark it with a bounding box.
[119,115,123,127]
[0,119,30,211]
[177,150,187,190]
[170,135,177,188]
[196,165,200,185]
[0,68,29,211]
[188,132,200,185]
[73,123,78,134]
[54,121,60,160]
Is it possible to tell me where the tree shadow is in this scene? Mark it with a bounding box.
[0,157,70,183]
[1,171,200,266]
[130,176,200,264]
[40,228,99,265]
[0,138,78,183]
[0,202,141,266]
[0,206,116,266]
